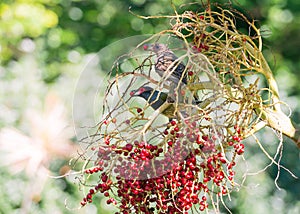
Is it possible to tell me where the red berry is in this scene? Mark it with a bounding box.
[101,174,108,182]
[86,193,92,199]
[125,143,133,152]
[228,141,234,146]
[232,135,241,142]
[188,71,194,76]
[130,91,135,96]
[170,120,177,126]
[202,135,208,141]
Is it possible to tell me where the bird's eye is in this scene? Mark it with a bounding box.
[139,88,145,94]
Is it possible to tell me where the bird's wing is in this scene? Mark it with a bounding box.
[156,51,187,84]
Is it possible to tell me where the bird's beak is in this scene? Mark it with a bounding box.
[130,90,137,97]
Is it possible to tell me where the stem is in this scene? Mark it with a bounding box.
[245,42,299,148]
[261,108,299,148]
[245,42,281,111]
[140,102,170,134]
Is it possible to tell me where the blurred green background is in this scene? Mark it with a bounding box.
[0,0,299,213]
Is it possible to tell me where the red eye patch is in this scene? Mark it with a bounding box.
[138,87,146,94]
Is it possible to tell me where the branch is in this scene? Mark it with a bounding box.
[245,42,299,148]
[261,108,299,148]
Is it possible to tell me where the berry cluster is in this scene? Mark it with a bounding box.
[114,154,201,213]
[79,118,245,213]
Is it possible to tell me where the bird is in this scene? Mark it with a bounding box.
[130,86,201,119]
[144,43,188,85]
[130,86,176,118]
[144,43,200,103]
